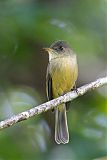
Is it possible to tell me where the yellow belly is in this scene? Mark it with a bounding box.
[50,57,78,98]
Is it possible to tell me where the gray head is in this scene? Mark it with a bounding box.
[50,40,73,56]
[44,40,75,61]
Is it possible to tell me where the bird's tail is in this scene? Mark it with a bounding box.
[55,104,69,144]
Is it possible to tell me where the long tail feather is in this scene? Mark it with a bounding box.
[55,104,69,144]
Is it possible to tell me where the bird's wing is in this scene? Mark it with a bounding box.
[46,68,53,101]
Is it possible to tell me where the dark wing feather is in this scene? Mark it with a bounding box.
[46,70,53,101]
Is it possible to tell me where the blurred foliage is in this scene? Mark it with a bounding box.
[0,0,107,160]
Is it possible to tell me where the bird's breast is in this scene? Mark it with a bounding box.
[49,56,78,98]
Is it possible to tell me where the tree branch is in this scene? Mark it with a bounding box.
[0,76,107,130]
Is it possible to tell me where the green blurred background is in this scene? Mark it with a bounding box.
[0,0,107,160]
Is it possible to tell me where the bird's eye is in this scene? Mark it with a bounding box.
[59,46,64,51]
[54,46,64,52]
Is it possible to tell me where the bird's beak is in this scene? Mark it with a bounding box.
[43,48,54,53]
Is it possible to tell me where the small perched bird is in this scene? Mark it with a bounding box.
[44,40,78,144]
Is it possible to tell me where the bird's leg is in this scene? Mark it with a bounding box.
[71,84,78,92]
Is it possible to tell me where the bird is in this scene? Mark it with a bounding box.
[44,40,78,144]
